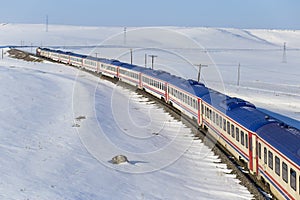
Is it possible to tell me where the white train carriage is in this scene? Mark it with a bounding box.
[98,62,119,78]
[118,66,140,87]
[201,93,260,173]
[141,72,166,100]
[256,123,300,200]
[69,53,85,67]
[59,53,70,64]
[83,57,98,72]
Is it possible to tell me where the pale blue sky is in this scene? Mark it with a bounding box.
[0,0,299,29]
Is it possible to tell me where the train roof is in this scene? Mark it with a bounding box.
[202,89,271,132]
[167,75,209,97]
[257,122,300,167]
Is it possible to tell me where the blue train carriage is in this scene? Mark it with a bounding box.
[140,69,171,101]
[256,122,300,200]
[96,59,120,78]
[201,92,270,173]
[168,77,208,124]
[69,52,86,68]
[114,62,142,87]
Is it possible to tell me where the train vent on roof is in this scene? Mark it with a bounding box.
[220,97,256,111]
[187,79,205,87]
[278,122,300,136]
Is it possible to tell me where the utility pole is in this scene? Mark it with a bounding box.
[282,42,287,63]
[194,64,208,82]
[124,27,127,46]
[237,63,241,86]
[46,15,48,32]
[145,53,147,68]
[130,49,133,65]
[149,55,157,70]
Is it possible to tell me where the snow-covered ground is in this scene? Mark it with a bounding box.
[0,55,253,199]
[0,23,299,199]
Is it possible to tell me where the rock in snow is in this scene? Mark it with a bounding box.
[111,155,128,164]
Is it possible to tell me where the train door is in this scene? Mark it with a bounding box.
[164,83,168,102]
[138,73,142,89]
[248,132,256,173]
[116,67,120,78]
[197,98,202,125]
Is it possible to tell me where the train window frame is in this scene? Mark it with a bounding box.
[216,113,219,126]
[236,127,239,142]
[212,111,216,123]
[227,121,230,135]
[275,156,280,176]
[290,168,297,191]
[264,147,267,164]
[223,119,226,131]
[282,162,288,183]
[241,131,245,146]
[258,142,261,159]
[231,124,235,138]
[245,134,248,149]
[219,116,223,129]
[268,151,273,170]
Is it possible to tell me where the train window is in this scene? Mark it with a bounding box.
[241,131,245,146]
[212,111,216,123]
[227,121,230,134]
[201,104,204,114]
[290,168,297,191]
[258,143,261,159]
[209,109,212,120]
[231,124,235,138]
[245,134,248,149]
[275,156,280,176]
[282,162,288,183]
[236,127,239,142]
[223,119,226,131]
[268,151,273,169]
[219,116,222,128]
[206,108,209,118]
[216,114,219,126]
[264,147,267,164]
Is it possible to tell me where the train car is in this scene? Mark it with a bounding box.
[168,78,207,123]
[116,63,141,87]
[69,52,86,67]
[141,69,170,101]
[83,56,99,72]
[256,123,300,200]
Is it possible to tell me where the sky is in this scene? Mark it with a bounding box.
[0,0,299,29]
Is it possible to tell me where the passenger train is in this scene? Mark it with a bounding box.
[36,47,300,200]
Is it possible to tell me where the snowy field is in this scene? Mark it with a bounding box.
[0,55,253,199]
[0,23,300,199]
